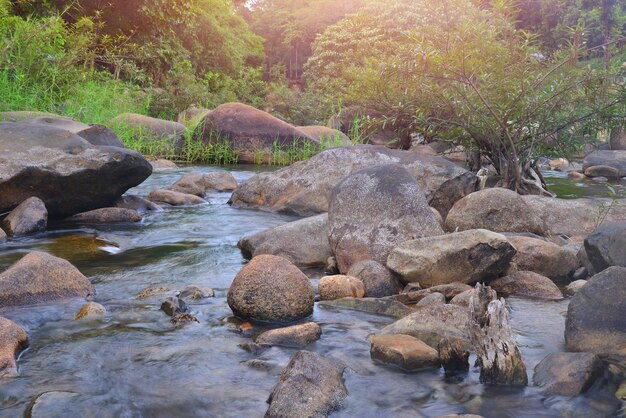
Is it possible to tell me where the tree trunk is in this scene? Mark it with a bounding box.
[469,283,528,386]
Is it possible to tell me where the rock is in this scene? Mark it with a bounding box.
[346,260,403,298]
[256,322,322,348]
[572,267,589,281]
[168,171,237,196]
[566,280,587,295]
[391,283,473,305]
[193,103,316,164]
[506,235,578,279]
[387,229,515,287]
[584,222,626,272]
[112,113,185,154]
[176,105,211,125]
[490,271,563,300]
[266,351,347,418]
[329,164,443,273]
[296,126,352,147]
[380,304,469,348]
[66,207,141,223]
[160,297,188,317]
[136,286,172,299]
[114,195,162,214]
[74,302,106,320]
[1,196,47,237]
[318,297,412,319]
[178,285,214,301]
[584,165,621,180]
[449,289,476,307]
[370,334,440,370]
[610,126,626,150]
[147,189,206,206]
[0,252,94,307]
[438,338,470,376]
[238,214,331,268]
[227,255,314,323]
[242,359,273,370]
[583,150,626,177]
[318,275,365,300]
[229,145,476,217]
[22,116,125,147]
[150,159,178,170]
[416,292,446,306]
[0,121,152,218]
[533,352,604,396]
[445,188,547,235]
[0,317,28,378]
[565,266,626,354]
[325,257,339,274]
[171,313,199,326]
[568,171,587,180]
[0,229,6,243]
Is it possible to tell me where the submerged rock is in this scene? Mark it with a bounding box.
[256,322,322,348]
[318,275,365,301]
[534,352,604,396]
[266,351,347,418]
[565,266,626,354]
[66,208,142,223]
[115,195,162,214]
[168,171,237,196]
[161,297,188,317]
[329,164,443,273]
[490,271,563,300]
[346,260,403,298]
[0,317,28,378]
[0,252,94,307]
[318,297,412,319]
[227,255,314,323]
[74,302,107,320]
[178,285,214,301]
[238,214,331,268]
[387,229,515,287]
[1,196,48,237]
[370,334,440,370]
[147,189,206,206]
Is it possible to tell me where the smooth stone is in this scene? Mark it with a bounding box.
[318,275,365,301]
[534,352,604,396]
[256,322,322,348]
[583,150,626,177]
[490,271,563,300]
[346,260,403,297]
[1,196,48,237]
[370,334,440,370]
[66,207,141,223]
[265,351,347,418]
[74,302,106,320]
[0,317,28,378]
[147,189,206,206]
[0,229,6,243]
[0,252,94,307]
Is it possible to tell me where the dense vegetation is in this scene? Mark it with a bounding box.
[0,0,624,182]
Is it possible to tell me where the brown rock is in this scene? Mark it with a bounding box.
[507,235,579,279]
[0,317,28,378]
[227,255,314,323]
[583,150,626,177]
[66,207,141,223]
[318,275,365,300]
[490,271,563,300]
[0,229,6,243]
[584,165,621,180]
[0,252,94,307]
[74,302,106,320]
[147,189,206,206]
[256,322,322,348]
[1,196,47,236]
[370,334,440,370]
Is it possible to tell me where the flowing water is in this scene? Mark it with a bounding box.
[0,167,622,418]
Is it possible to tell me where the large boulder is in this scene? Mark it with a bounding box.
[22,116,125,148]
[238,214,331,268]
[346,260,403,297]
[0,252,94,307]
[229,145,476,217]
[534,352,604,396]
[227,255,314,323]
[0,122,152,218]
[380,304,469,348]
[296,126,352,147]
[583,150,626,177]
[565,266,626,354]
[266,351,347,418]
[489,271,563,300]
[112,113,185,153]
[584,222,626,272]
[0,317,28,378]
[328,164,443,273]
[1,197,48,237]
[445,188,547,235]
[387,229,515,287]
[192,102,316,164]
[507,235,579,279]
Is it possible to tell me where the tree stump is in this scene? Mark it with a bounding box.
[469,283,528,386]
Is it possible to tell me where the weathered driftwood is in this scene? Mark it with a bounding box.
[438,337,470,377]
[469,283,528,386]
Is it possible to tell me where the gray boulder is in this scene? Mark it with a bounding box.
[229,145,476,217]
[584,222,626,272]
[1,196,47,237]
[238,214,331,268]
[266,351,347,418]
[565,266,626,354]
[0,121,152,218]
[346,260,403,297]
[507,235,579,279]
[329,164,443,273]
[387,229,515,287]
[534,352,604,396]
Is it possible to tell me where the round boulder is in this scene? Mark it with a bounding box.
[227,255,314,323]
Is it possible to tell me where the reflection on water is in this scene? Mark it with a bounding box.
[0,167,621,417]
